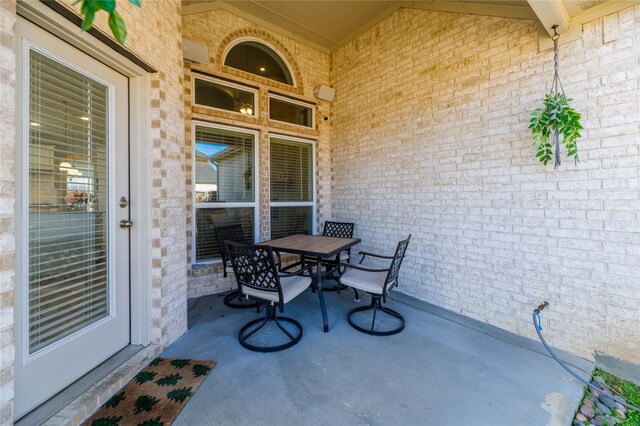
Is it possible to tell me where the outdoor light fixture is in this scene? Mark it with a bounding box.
[59,161,73,171]
[259,67,266,72]
[59,161,81,176]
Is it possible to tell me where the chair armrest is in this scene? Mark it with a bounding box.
[358,251,394,264]
[339,262,389,273]
[279,263,315,278]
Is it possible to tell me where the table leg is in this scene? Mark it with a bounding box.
[316,257,329,332]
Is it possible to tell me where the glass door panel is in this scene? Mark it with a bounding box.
[28,49,110,353]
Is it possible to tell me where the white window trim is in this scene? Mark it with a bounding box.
[222,36,297,87]
[268,134,317,237]
[192,121,260,264]
[192,74,258,118]
[268,93,316,130]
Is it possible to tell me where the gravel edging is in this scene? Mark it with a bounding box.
[572,376,631,426]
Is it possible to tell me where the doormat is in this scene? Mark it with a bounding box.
[84,358,216,426]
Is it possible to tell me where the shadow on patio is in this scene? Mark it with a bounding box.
[163,285,592,425]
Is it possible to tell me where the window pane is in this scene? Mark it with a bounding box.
[195,126,254,203]
[271,206,311,240]
[194,78,255,116]
[270,138,312,202]
[28,49,109,353]
[269,97,313,127]
[224,41,293,85]
[195,208,254,261]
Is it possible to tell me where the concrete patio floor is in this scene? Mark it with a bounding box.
[162,285,592,425]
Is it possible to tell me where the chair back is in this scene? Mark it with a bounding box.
[383,235,411,294]
[322,221,355,239]
[226,241,283,303]
[214,224,247,262]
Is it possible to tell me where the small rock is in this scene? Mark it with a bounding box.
[591,381,611,394]
[605,415,617,425]
[580,404,595,418]
[615,403,627,413]
[615,408,627,419]
[593,376,607,385]
[572,420,585,426]
[590,416,604,426]
[599,394,618,410]
[590,388,601,398]
[596,402,612,415]
[582,398,595,407]
[576,413,588,422]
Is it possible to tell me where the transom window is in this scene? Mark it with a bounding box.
[193,123,258,262]
[269,136,315,239]
[224,40,294,86]
[193,75,257,116]
[269,94,314,128]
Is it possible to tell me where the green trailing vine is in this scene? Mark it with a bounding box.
[529,92,582,166]
[75,0,141,45]
[529,25,583,169]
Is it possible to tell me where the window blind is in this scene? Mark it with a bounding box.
[28,49,110,353]
[269,138,312,202]
[194,126,254,203]
[270,206,312,240]
[194,125,256,262]
[195,208,254,261]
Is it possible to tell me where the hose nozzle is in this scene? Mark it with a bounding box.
[536,301,549,312]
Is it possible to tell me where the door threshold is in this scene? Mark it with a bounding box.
[16,345,152,426]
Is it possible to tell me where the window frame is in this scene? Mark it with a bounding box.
[222,37,297,87]
[192,121,260,264]
[268,134,316,238]
[268,93,316,130]
[192,74,259,118]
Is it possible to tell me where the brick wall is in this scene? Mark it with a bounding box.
[64,0,189,346]
[331,6,640,364]
[181,10,331,298]
[0,1,16,422]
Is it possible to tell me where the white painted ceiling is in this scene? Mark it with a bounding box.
[182,0,536,52]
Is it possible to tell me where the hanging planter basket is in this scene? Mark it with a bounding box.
[529,26,583,168]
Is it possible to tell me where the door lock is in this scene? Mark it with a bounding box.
[119,196,129,208]
[119,219,133,229]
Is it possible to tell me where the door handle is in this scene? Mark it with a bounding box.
[119,219,133,229]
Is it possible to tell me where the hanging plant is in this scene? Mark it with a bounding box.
[75,0,141,45]
[529,26,583,168]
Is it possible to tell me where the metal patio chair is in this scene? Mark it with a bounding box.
[337,235,411,336]
[227,241,313,352]
[322,221,357,293]
[214,224,258,309]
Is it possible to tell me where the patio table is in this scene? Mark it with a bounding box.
[258,234,361,332]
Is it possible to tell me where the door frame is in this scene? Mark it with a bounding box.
[16,2,152,348]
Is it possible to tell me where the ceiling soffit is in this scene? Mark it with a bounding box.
[182,0,537,53]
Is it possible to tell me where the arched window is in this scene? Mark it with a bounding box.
[224,40,294,86]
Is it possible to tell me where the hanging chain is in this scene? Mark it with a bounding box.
[552,25,559,94]
[551,25,562,168]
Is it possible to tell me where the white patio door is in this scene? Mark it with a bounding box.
[14,19,130,418]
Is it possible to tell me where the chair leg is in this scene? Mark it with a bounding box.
[335,276,360,302]
[347,295,404,336]
[352,288,360,302]
[238,305,304,352]
[223,289,259,309]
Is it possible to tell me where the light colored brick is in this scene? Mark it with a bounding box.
[331,6,640,365]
